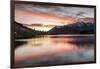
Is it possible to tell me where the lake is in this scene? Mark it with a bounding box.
[14,35,95,67]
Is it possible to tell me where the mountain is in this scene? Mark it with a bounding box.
[14,21,94,39]
[79,17,94,23]
[48,22,94,34]
[14,21,47,39]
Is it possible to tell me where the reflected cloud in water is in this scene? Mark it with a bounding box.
[15,35,94,67]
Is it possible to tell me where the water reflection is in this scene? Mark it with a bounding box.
[15,35,95,67]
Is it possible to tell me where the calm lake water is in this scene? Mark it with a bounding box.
[14,35,95,67]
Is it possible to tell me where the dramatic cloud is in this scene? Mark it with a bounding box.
[15,3,94,25]
[15,2,94,31]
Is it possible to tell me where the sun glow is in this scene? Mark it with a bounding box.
[32,27,52,31]
[25,25,55,31]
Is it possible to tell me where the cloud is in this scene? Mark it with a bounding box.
[15,3,94,25]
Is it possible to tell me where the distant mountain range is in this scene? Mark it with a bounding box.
[15,21,94,39]
[48,22,94,34]
[15,21,46,39]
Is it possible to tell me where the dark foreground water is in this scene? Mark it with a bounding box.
[14,35,95,68]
